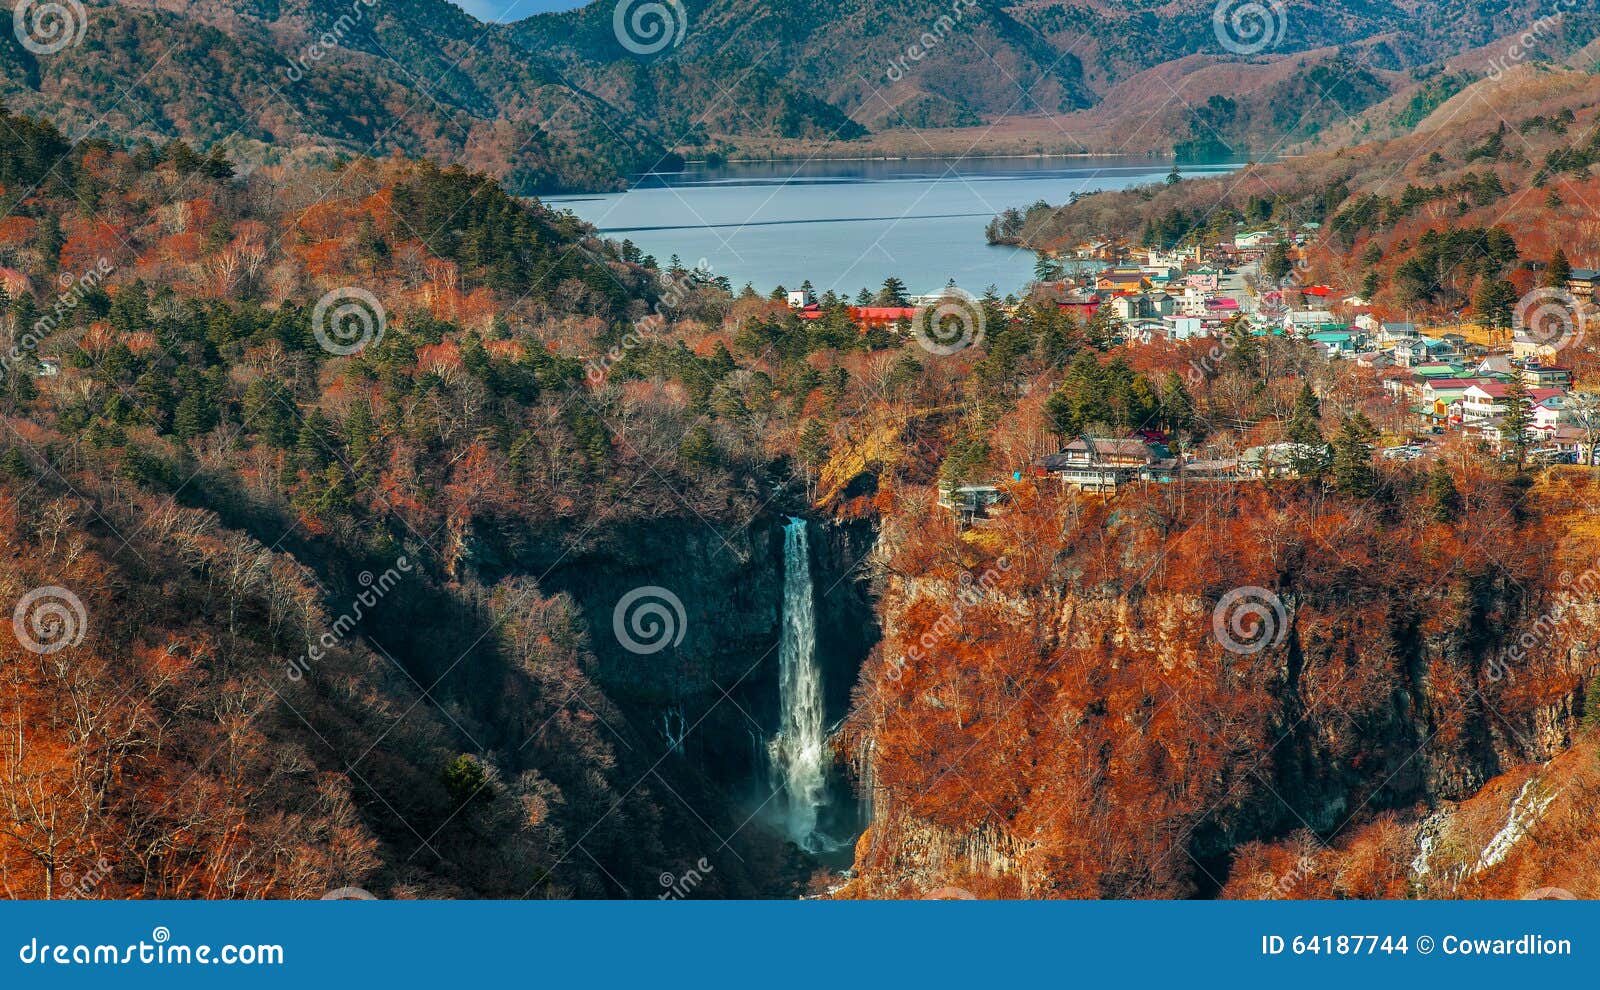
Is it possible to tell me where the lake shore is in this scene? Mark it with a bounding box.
[547,157,1238,297]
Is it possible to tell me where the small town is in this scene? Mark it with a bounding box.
[783,224,1600,525]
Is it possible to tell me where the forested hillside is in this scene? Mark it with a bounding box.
[6,1,1591,196]
[0,102,820,897]
[992,65,1600,320]
[0,0,670,192]
[510,0,1600,154]
[5,15,1600,900]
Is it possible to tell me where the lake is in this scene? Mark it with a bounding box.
[543,157,1240,299]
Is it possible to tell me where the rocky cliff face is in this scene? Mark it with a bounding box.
[508,514,880,893]
[839,483,1600,899]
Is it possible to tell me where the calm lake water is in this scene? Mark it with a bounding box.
[544,158,1240,299]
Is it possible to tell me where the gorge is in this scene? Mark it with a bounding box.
[530,511,877,894]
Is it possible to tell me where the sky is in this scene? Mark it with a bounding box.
[450,0,591,21]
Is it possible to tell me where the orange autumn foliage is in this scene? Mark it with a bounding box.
[848,472,1586,898]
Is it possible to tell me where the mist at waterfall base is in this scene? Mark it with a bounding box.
[761,518,863,864]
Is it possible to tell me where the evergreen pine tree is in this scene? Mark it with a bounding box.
[1286,382,1329,478]
[1499,376,1535,471]
[1330,414,1378,497]
[1545,248,1573,289]
[1426,467,1461,523]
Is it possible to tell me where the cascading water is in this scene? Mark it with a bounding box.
[769,517,830,851]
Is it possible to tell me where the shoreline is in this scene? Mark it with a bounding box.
[530,155,1250,199]
[681,151,1166,166]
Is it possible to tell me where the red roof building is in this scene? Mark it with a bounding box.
[1059,296,1102,320]
[848,306,920,328]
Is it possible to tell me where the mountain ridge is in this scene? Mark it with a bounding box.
[5,0,1593,194]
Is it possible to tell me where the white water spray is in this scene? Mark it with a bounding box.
[770,517,829,849]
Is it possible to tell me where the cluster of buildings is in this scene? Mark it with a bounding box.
[1032,245,1252,344]
[934,229,1600,524]
[1270,310,1593,460]
[940,430,1333,525]
[1383,354,1587,456]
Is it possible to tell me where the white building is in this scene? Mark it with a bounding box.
[1165,316,1204,341]
[1283,310,1337,333]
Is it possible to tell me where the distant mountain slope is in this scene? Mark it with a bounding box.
[992,60,1600,334]
[2,0,1595,193]
[509,0,1098,134]
[506,0,1600,158]
[0,0,669,192]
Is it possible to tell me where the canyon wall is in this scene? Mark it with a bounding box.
[840,481,1600,899]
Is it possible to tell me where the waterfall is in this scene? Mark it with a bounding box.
[770,517,830,850]
[660,703,687,757]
